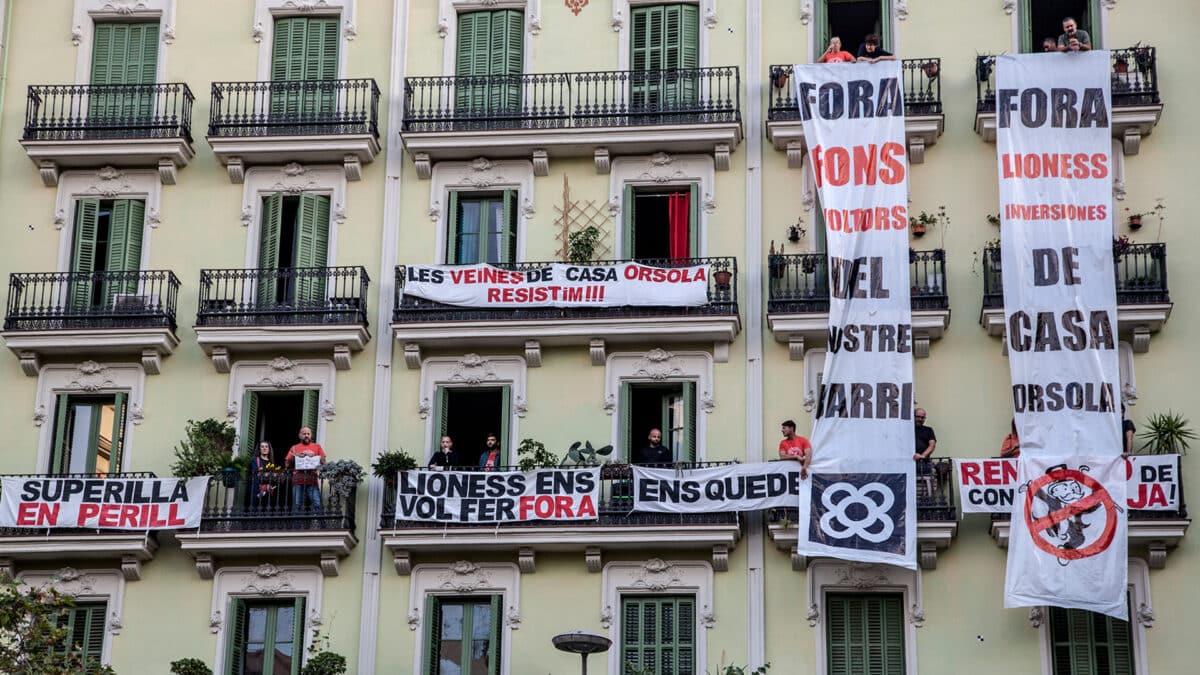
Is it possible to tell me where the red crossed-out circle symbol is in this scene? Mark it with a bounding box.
[1024,467,1119,560]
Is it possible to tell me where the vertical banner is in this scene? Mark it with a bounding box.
[792,61,917,569]
[996,52,1127,619]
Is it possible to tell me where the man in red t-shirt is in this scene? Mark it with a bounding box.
[286,426,327,513]
[778,420,813,479]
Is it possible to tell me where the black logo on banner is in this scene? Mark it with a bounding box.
[809,473,907,554]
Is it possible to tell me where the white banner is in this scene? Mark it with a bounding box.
[997,51,1127,619]
[0,476,208,530]
[633,462,801,513]
[956,455,1180,513]
[402,262,711,308]
[792,61,917,569]
[395,468,600,523]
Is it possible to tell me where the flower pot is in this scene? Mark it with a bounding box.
[714,270,733,288]
[221,467,240,488]
[1114,61,1129,74]
[1129,215,1143,230]
[770,68,790,90]
[911,223,926,237]
[801,258,819,275]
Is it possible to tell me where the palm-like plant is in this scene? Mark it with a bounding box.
[1137,411,1196,455]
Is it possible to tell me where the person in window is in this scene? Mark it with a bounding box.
[286,426,326,514]
[817,36,856,64]
[913,408,937,461]
[636,428,673,465]
[1041,37,1059,53]
[1000,419,1021,459]
[429,435,461,470]
[478,433,503,471]
[1121,404,1135,458]
[1056,17,1091,52]
[778,419,813,479]
[250,441,281,503]
[856,34,896,63]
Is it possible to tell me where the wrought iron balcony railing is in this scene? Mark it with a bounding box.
[394,257,738,323]
[380,462,739,530]
[0,472,158,536]
[209,78,381,138]
[196,266,370,327]
[402,67,740,132]
[4,270,180,332]
[24,83,194,142]
[767,58,943,121]
[196,472,357,532]
[981,243,1168,308]
[767,249,948,314]
[768,457,958,525]
[976,46,1160,112]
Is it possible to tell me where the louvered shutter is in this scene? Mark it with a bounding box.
[488,595,502,675]
[51,394,71,474]
[878,0,894,52]
[108,392,128,474]
[423,595,443,675]
[226,598,248,675]
[880,593,905,674]
[622,184,635,258]
[1018,0,1033,53]
[434,386,450,442]
[661,5,698,107]
[681,382,696,463]
[827,594,905,675]
[295,193,331,306]
[271,17,305,118]
[621,597,645,673]
[1109,611,1134,675]
[90,23,158,120]
[240,390,261,456]
[446,191,461,263]
[1069,608,1095,675]
[290,597,307,675]
[500,189,517,264]
[687,183,700,259]
[105,199,145,300]
[499,385,511,466]
[1050,606,1133,675]
[71,199,101,309]
[629,6,662,110]
[302,389,320,435]
[620,382,633,461]
[81,602,107,673]
[675,597,695,674]
[258,193,284,305]
[302,18,339,117]
[487,10,523,115]
[456,11,491,113]
[827,595,850,675]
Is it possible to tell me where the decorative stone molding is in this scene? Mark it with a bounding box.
[429,159,534,262]
[403,342,423,370]
[610,154,715,257]
[601,559,713,675]
[72,1,176,85]
[895,0,908,20]
[1002,0,1017,15]
[253,0,354,81]
[438,1,538,76]
[54,168,162,273]
[585,546,602,573]
[614,1,714,70]
[19,568,126,661]
[524,340,542,367]
[799,0,812,24]
[241,165,347,270]
[594,148,611,174]
[394,549,413,575]
[211,565,324,673]
[228,359,338,447]
[33,363,146,471]
[517,547,536,574]
[419,355,527,463]
[408,563,520,675]
[589,338,607,366]
[605,350,713,461]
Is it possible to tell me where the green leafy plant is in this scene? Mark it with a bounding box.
[986,213,1000,226]
[319,459,366,507]
[567,225,603,263]
[707,659,771,675]
[301,629,347,675]
[562,441,614,466]
[0,574,118,674]
[170,658,213,675]
[372,449,418,483]
[516,438,558,471]
[1137,411,1196,455]
[170,418,239,477]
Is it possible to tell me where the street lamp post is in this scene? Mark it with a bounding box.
[552,630,612,675]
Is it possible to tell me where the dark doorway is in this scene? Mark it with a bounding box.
[277,196,301,268]
[630,187,692,260]
[628,383,684,461]
[827,0,884,56]
[444,388,505,466]
[1029,0,1093,52]
[254,391,305,465]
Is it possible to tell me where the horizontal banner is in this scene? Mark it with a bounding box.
[633,462,800,513]
[402,262,711,308]
[956,455,1179,513]
[0,477,209,530]
[395,468,600,523]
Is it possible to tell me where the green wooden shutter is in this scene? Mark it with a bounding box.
[487,10,524,114]
[51,394,71,474]
[109,392,127,474]
[446,191,461,264]
[105,199,145,300]
[295,193,331,305]
[629,6,662,108]
[688,183,700,259]
[620,382,633,461]
[623,184,635,259]
[303,18,339,116]
[682,382,696,463]
[240,391,261,456]
[620,596,695,675]
[663,4,698,105]
[226,598,248,675]
[1050,606,1133,675]
[499,385,511,466]
[290,597,307,675]
[258,193,284,305]
[81,602,107,672]
[1019,0,1032,53]
[271,17,305,117]
[827,595,851,675]
[500,189,517,264]
[71,199,101,309]
[423,595,443,675]
[827,594,905,675]
[455,11,492,112]
[90,23,158,119]
[302,389,320,435]
[879,0,894,52]
[488,595,502,675]
[622,595,644,671]
[814,1,829,61]
[435,386,450,441]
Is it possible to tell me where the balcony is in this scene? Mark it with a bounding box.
[766,458,959,570]
[207,79,381,182]
[979,243,1171,352]
[393,257,740,367]
[175,473,358,578]
[766,249,951,360]
[401,67,742,177]
[0,472,159,581]
[765,58,944,165]
[194,266,370,372]
[380,463,741,574]
[974,47,1163,154]
[1,270,181,376]
[20,83,195,186]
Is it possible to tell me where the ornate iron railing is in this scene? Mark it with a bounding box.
[768,457,958,525]
[394,257,738,323]
[981,242,1168,308]
[4,270,180,331]
[767,249,948,314]
[380,462,739,529]
[209,78,380,137]
[196,472,357,532]
[403,67,740,132]
[767,58,943,121]
[976,46,1160,112]
[0,472,158,536]
[24,83,194,142]
[196,266,370,327]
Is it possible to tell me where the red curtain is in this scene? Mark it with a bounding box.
[667,191,690,259]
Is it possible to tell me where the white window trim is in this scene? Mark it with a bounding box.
[600,559,714,675]
[32,362,146,473]
[252,0,357,81]
[210,564,325,673]
[802,0,907,62]
[437,0,540,77]
[802,347,826,419]
[71,0,176,85]
[407,562,521,675]
[1111,138,1126,203]
[1007,0,1113,53]
[604,349,713,462]
[609,153,715,259]
[240,163,347,271]
[19,567,126,664]
[417,355,527,463]
[613,0,716,71]
[1118,340,1136,406]
[1034,557,1152,675]
[806,559,923,675]
[429,159,534,264]
[226,357,338,448]
[54,168,163,275]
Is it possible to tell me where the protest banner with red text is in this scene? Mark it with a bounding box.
[0,476,208,530]
[956,456,1179,514]
[395,468,600,523]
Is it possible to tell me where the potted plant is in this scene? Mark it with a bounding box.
[714,268,733,289]
[563,441,614,466]
[170,418,239,478]
[800,255,819,274]
[567,225,602,263]
[908,208,942,238]
[170,658,213,675]
[1127,211,1144,229]
[1113,234,1132,259]
[301,630,347,675]
[372,449,418,487]
[318,459,365,509]
[769,65,791,90]
[516,438,559,471]
[1113,54,1130,74]
[1133,42,1155,73]
[986,213,1000,226]
[1137,411,1195,455]
[786,220,805,243]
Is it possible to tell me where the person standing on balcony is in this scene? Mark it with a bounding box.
[636,428,673,465]
[1057,17,1092,52]
[855,34,896,64]
[913,409,937,462]
[778,420,813,479]
[816,37,856,64]
[429,435,461,470]
[286,426,326,514]
[251,441,281,502]
[1000,419,1021,459]
[1121,404,1136,458]
[478,433,503,471]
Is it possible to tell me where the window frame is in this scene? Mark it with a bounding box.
[34,363,145,476]
[610,155,713,260]
[824,592,906,675]
[613,0,714,72]
[1010,0,1111,54]
[407,563,520,675]
[252,0,351,82]
[18,568,125,668]
[430,160,533,265]
[210,565,324,675]
[810,0,897,63]
[601,559,713,675]
[446,190,519,265]
[50,392,129,476]
[438,0,535,77]
[620,381,697,463]
[433,384,513,466]
[423,594,503,675]
[419,355,527,465]
[226,597,306,675]
[623,184,700,261]
[620,594,697,675]
[70,0,174,86]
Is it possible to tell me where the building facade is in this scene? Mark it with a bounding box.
[0,1,1192,673]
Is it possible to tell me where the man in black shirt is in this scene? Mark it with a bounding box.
[636,428,673,465]
[913,408,937,461]
[856,33,896,63]
[428,435,461,469]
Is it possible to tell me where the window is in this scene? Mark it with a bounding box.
[423,595,502,675]
[620,595,696,675]
[239,389,321,457]
[630,4,698,110]
[1049,605,1133,675]
[55,600,107,673]
[447,191,518,265]
[70,199,146,310]
[455,10,524,116]
[825,592,906,675]
[49,394,128,475]
[433,386,511,466]
[621,382,696,463]
[258,193,331,305]
[1021,1,1100,53]
[813,1,892,59]
[623,185,697,260]
[90,22,159,119]
[271,16,339,118]
[226,597,305,675]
